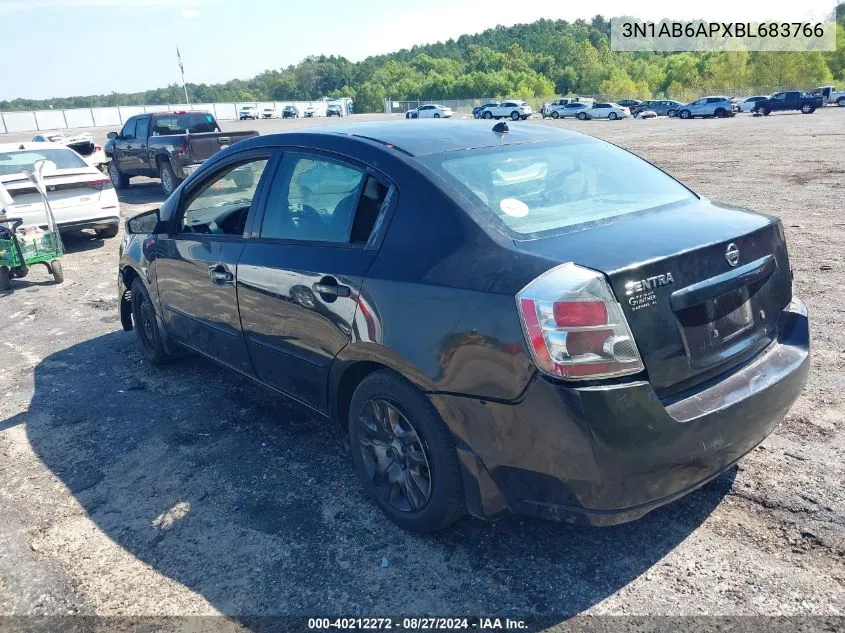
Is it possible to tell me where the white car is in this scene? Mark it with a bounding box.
[549,102,589,119]
[0,142,120,238]
[405,104,453,119]
[239,105,258,120]
[261,106,277,119]
[480,100,532,120]
[576,102,630,120]
[739,96,769,113]
[32,133,107,172]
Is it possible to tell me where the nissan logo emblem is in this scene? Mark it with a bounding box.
[725,243,740,267]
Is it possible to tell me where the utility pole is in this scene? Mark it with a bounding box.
[177,47,190,106]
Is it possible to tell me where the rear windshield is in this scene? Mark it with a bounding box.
[421,140,695,237]
[152,113,219,135]
[0,148,87,176]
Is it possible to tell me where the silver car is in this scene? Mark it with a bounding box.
[677,96,739,119]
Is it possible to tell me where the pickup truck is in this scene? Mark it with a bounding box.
[810,86,845,106]
[105,111,257,195]
[752,91,824,116]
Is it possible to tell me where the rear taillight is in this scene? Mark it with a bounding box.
[516,263,644,380]
[88,177,113,190]
[94,145,102,152]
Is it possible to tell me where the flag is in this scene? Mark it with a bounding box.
[177,47,184,75]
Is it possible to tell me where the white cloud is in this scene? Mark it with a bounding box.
[0,0,210,13]
[181,7,199,17]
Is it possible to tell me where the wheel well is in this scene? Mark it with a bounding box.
[334,361,387,432]
[119,266,140,331]
[155,155,169,170]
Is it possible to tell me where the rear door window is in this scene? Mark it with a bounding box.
[135,116,150,141]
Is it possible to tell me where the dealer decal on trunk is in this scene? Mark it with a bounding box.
[625,273,674,311]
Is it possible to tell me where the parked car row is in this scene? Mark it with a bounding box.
[239,103,349,119]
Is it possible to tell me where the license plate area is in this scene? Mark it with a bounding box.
[707,287,753,344]
[675,286,763,368]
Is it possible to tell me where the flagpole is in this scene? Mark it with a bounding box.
[177,47,190,106]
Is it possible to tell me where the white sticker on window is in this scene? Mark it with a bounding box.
[499,198,529,218]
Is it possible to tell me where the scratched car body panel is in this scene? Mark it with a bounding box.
[118,120,810,531]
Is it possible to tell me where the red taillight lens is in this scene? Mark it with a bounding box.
[88,177,113,190]
[517,263,644,380]
[94,145,102,152]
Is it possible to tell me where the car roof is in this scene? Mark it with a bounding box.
[252,119,587,157]
[0,141,73,151]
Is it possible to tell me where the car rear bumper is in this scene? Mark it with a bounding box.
[58,215,120,232]
[431,297,809,525]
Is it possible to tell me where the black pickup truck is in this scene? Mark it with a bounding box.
[752,91,824,116]
[105,111,257,195]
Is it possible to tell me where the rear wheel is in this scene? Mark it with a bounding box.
[608,111,618,120]
[108,161,129,190]
[577,112,587,120]
[159,161,180,196]
[510,110,520,121]
[348,370,466,533]
[130,277,176,365]
[714,108,727,118]
[667,109,677,117]
[762,107,771,116]
[50,259,64,284]
[96,224,119,239]
[551,110,560,119]
[801,103,815,114]
[0,266,10,291]
[837,97,845,107]
[433,113,440,118]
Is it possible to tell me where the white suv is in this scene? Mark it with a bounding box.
[480,101,533,120]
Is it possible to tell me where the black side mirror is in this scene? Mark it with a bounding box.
[107,131,118,140]
[126,208,161,235]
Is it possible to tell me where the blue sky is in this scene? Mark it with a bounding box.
[0,0,835,101]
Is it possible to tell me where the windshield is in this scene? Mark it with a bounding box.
[151,113,219,135]
[0,148,87,177]
[421,140,696,237]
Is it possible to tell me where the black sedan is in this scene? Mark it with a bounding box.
[118,120,809,533]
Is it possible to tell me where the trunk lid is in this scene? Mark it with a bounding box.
[514,199,792,396]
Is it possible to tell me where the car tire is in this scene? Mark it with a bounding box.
[130,277,176,365]
[667,109,676,117]
[108,161,129,190]
[0,266,11,291]
[159,161,180,196]
[348,369,466,533]
[714,108,727,118]
[608,112,618,120]
[50,259,64,284]
[551,111,560,119]
[483,111,493,119]
[837,97,845,107]
[434,113,440,118]
[801,103,814,114]
[577,112,587,120]
[96,224,119,239]
[510,111,520,121]
[762,107,771,116]
[679,109,691,119]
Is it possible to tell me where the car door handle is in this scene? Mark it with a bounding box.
[209,264,234,285]
[312,281,351,298]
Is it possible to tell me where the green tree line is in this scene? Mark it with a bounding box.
[3,8,844,113]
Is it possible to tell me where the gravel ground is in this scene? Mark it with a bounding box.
[0,110,844,628]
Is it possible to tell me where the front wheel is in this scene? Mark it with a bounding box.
[762,107,771,116]
[837,97,845,107]
[159,161,181,196]
[348,370,466,533]
[801,103,815,114]
[510,110,520,121]
[679,109,691,119]
[577,112,587,120]
[667,109,676,117]
[551,110,560,119]
[482,111,493,119]
[108,161,129,190]
[433,113,440,118]
[130,278,177,365]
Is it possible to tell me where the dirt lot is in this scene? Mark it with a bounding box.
[0,110,844,628]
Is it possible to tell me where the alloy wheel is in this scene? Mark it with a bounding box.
[355,398,432,512]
